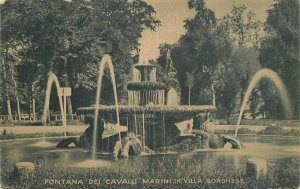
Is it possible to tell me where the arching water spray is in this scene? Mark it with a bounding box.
[234,68,293,138]
[92,54,120,160]
[42,73,67,137]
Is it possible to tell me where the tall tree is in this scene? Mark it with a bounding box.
[164,0,232,105]
[186,71,195,105]
[222,3,264,48]
[0,0,160,114]
[209,4,265,117]
[212,47,261,116]
[0,41,23,120]
[259,0,299,119]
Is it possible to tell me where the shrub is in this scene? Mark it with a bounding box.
[258,125,285,135]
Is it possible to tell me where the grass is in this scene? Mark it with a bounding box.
[0,120,85,126]
[215,126,300,136]
[0,132,81,140]
[215,128,257,135]
[1,157,298,189]
[223,119,300,127]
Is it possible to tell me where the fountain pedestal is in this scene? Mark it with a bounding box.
[77,60,216,150]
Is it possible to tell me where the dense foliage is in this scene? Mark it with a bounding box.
[0,0,160,115]
[0,0,298,120]
[259,0,299,119]
[155,0,298,119]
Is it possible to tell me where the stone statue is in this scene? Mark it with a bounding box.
[157,119,243,152]
[56,116,144,158]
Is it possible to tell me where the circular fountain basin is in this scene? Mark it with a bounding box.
[77,105,216,122]
[1,136,299,170]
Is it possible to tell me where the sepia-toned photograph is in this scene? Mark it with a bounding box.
[0,0,299,188]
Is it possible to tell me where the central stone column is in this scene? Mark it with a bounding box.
[127,61,165,106]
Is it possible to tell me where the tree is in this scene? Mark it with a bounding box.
[154,1,264,117]
[207,4,265,117]
[186,71,195,105]
[163,0,233,105]
[0,41,23,120]
[259,0,299,119]
[212,47,261,117]
[222,3,264,48]
[0,0,160,114]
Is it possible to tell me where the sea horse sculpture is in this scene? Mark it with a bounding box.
[56,116,144,158]
[157,130,243,153]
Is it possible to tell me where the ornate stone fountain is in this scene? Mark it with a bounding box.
[77,61,216,150]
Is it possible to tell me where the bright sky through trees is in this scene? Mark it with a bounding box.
[139,0,273,62]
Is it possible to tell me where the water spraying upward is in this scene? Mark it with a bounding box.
[92,54,120,160]
[234,68,293,138]
[42,73,67,137]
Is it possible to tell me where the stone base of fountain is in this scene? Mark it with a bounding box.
[56,119,144,158]
[57,120,243,157]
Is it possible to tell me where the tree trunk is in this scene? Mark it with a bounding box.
[188,87,191,105]
[252,113,256,120]
[11,65,21,121]
[32,98,36,122]
[211,84,216,106]
[31,80,38,122]
[7,100,12,121]
[188,88,191,105]
[16,97,21,121]
[1,59,12,121]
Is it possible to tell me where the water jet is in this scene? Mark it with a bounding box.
[42,73,67,136]
[234,68,293,138]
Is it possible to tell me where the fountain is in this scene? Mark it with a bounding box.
[234,68,293,138]
[92,54,121,160]
[42,73,67,137]
[28,73,68,148]
[77,55,216,152]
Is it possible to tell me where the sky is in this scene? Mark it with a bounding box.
[139,0,274,62]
